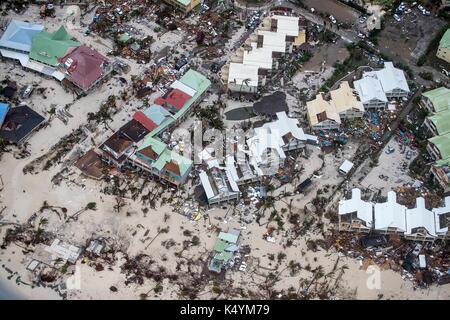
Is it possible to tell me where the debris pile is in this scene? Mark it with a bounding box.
[329,231,450,288]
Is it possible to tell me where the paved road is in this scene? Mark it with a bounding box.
[279,0,358,43]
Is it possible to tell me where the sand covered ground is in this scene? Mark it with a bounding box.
[0,5,449,301]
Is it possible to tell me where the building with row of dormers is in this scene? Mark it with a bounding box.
[338,188,449,241]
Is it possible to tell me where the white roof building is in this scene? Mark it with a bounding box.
[433,196,450,237]
[374,191,407,232]
[262,111,307,141]
[257,30,286,53]
[405,197,437,238]
[354,75,388,105]
[170,80,197,97]
[338,188,373,228]
[247,126,286,166]
[242,43,273,69]
[365,62,410,95]
[271,15,300,37]
[227,63,259,88]
[339,159,354,175]
[199,166,240,205]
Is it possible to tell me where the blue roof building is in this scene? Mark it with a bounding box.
[143,104,173,125]
[0,102,9,128]
[0,20,44,53]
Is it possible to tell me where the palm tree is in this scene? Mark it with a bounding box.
[238,78,251,100]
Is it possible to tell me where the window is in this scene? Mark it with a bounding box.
[439,213,450,229]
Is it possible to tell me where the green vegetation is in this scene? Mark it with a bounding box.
[194,106,224,130]
[320,44,367,92]
[419,71,433,81]
[416,24,450,68]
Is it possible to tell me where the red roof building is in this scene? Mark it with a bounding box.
[60,45,111,92]
[154,88,192,113]
[133,111,157,132]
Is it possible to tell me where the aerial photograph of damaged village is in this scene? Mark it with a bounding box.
[0,0,449,302]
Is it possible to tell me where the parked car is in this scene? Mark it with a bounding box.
[329,15,337,24]
[393,14,401,22]
[385,145,395,154]
[406,150,413,160]
[358,32,366,39]
[359,16,367,24]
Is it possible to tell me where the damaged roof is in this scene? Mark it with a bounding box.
[30,26,80,66]
[0,105,45,144]
[60,45,109,91]
[0,19,44,52]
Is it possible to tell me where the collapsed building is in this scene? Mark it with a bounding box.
[198,111,317,205]
[208,228,241,274]
[338,188,450,241]
[162,0,201,15]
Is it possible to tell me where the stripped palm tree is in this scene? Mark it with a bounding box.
[238,78,251,100]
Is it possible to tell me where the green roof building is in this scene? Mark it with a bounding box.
[426,110,450,136]
[29,26,80,66]
[437,29,450,64]
[428,132,450,161]
[174,69,212,120]
[208,228,240,273]
[422,87,450,113]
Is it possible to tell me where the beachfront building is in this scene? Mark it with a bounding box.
[405,197,437,241]
[306,94,341,130]
[59,45,113,93]
[374,191,407,234]
[338,188,373,232]
[29,26,80,67]
[246,112,317,175]
[433,197,450,239]
[0,20,66,81]
[436,28,450,64]
[162,0,201,14]
[199,166,241,206]
[0,105,46,144]
[99,69,209,187]
[208,228,240,273]
[130,135,192,187]
[100,119,150,168]
[420,87,450,114]
[0,20,43,55]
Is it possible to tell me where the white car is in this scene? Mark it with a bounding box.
[358,32,366,39]
[393,14,401,21]
[417,5,424,11]
[329,15,337,24]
